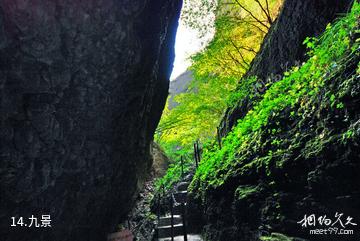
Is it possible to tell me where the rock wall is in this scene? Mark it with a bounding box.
[151,142,170,178]
[191,54,360,240]
[188,1,358,240]
[219,0,353,136]
[0,1,182,241]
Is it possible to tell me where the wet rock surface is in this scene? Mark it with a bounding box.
[0,1,181,241]
[189,50,360,241]
[188,1,359,241]
[125,142,170,241]
[219,0,354,136]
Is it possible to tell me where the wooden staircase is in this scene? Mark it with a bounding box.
[156,181,202,241]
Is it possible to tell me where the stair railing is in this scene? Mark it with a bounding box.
[169,195,175,241]
[181,202,188,241]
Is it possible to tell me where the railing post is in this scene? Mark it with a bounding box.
[156,193,161,239]
[181,156,184,178]
[170,196,174,241]
[194,142,198,168]
[217,127,222,149]
[196,140,201,163]
[182,203,188,241]
[157,193,161,223]
[162,184,165,197]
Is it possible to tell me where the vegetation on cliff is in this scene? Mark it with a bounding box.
[191,2,360,195]
[155,1,359,240]
[187,2,359,240]
[155,0,283,191]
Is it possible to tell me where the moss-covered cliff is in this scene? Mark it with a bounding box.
[188,2,360,241]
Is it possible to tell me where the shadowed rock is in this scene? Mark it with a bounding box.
[0,1,182,241]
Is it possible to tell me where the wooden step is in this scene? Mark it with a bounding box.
[158,215,182,226]
[158,234,203,241]
[157,224,184,238]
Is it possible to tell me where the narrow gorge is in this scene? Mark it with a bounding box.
[1,1,359,241]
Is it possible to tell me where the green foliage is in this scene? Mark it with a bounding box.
[156,74,238,148]
[181,0,217,37]
[235,185,261,200]
[156,0,282,176]
[226,76,260,106]
[260,233,293,241]
[155,157,193,192]
[190,2,360,196]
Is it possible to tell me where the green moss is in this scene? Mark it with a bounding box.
[235,185,261,200]
[154,157,193,192]
[226,76,259,107]
[260,233,294,241]
[190,2,360,197]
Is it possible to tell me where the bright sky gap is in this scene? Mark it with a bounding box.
[170,12,215,81]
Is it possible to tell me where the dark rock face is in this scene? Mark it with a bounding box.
[191,53,360,241]
[125,143,169,241]
[0,1,181,241]
[187,1,359,241]
[219,0,353,136]
[150,142,170,178]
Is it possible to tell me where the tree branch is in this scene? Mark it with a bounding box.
[254,0,273,24]
[228,40,250,68]
[233,0,270,29]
